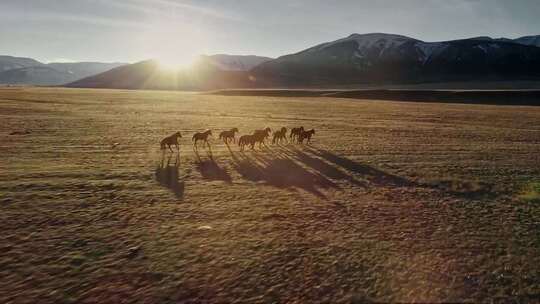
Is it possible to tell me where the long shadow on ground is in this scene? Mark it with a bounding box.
[276,146,367,188]
[227,143,498,199]
[303,146,498,198]
[194,149,232,183]
[305,146,414,187]
[155,154,184,199]
[230,150,337,198]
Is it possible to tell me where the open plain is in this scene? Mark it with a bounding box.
[1,87,539,303]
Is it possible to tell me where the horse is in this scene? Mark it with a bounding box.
[219,128,239,144]
[253,127,271,138]
[192,130,212,149]
[252,127,271,148]
[160,131,182,152]
[290,126,304,142]
[298,129,315,144]
[238,134,255,151]
[272,127,287,144]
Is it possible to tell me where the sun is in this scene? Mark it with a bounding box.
[156,54,200,71]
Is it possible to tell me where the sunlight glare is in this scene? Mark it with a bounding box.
[157,54,199,71]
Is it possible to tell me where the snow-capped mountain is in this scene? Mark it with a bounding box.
[514,35,540,47]
[465,35,540,48]
[65,33,540,90]
[306,33,416,55]
[252,33,540,86]
[201,54,272,71]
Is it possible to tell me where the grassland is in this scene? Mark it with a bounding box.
[1,87,539,303]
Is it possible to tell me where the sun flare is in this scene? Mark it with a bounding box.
[156,54,199,71]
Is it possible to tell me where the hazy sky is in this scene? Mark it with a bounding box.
[1,0,539,63]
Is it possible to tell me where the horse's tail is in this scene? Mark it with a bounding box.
[160,141,166,150]
[192,134,197,141]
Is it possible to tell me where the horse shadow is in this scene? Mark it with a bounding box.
[305,147,413,187]
[155,154,184,199]
[277,146,367,188]
[194,149,232,183]
[231,151,337,198]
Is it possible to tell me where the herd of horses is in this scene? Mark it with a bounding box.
[160,127,315,152]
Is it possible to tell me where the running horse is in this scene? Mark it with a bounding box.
[192,130,212,149]
[298,129,315,144]
[272,127,287,144]
[252,127,271,148]
[290,126,304,143]
[219,128,239,144]
[160,131,182,152]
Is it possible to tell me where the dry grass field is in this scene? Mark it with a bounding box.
[1,87,540,303]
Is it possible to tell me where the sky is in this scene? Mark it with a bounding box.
[1,0,540,64]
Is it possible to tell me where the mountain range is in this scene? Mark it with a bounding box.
[0,56,127,85]
[65,56,266,90]
[200,54,272,71]
[6,33,540,89]
[0,54,271,86]
[252,33,540,86]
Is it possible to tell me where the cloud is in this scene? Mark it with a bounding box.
[0,9,150,30]
[102,0,242,22]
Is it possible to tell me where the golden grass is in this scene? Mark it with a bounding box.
[1,87,540,303]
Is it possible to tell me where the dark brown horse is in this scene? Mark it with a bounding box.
[192,130,212,149]
[272,127,287,144]
[160,131,182,152]
[298,129,315,144]
[238,134,255,151]
[239,128,271,151]
[290,126,304,142]
[253,127,271,148]
[219,128,239,144]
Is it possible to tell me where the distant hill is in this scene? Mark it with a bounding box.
[0,56,126,85]
[0,66,75,86]
[46,62,126,80]
[201,54,272,71]
[66,59,253,90]
[252,33,540,86]
[0,55,43,72]
[514,35,540,47]
[66,33,540,90]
